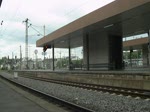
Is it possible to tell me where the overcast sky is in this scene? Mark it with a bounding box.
[0,0,114,59]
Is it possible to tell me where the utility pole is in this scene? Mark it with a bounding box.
[12,52,14,70]
[23,18,29,69]
[20,45,22,70]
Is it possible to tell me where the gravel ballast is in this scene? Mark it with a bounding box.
[1,72,150,112]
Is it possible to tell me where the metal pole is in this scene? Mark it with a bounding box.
[20,45,22,70]
[60,50,62,68]
[36,54,37,69]
[68,43,71,70]
[12,52,14,69]
[148,30,150,66]
[43,25,46,69]
[52,44,55,71]
[130,49,132,67]
[25,18,29,69]
[86,33,89,70]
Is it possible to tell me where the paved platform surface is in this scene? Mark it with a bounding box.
[0,79,49,112]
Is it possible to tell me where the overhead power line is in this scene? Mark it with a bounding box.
[29,25,43,36]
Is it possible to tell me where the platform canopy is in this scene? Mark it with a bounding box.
[123,37,149,50]
[36,0,150,48]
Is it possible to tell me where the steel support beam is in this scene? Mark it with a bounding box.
[52,44,55,71]
[84,33,89,71]
[68,40,71,70]
[148,30,150,66]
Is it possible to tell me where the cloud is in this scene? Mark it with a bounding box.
[0,0,114,59]
[0,38,23,57]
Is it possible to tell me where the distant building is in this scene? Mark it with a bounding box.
[43,58,57,69]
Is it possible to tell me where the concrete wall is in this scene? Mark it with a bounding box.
[16,71,150,90]
[83,31,109,70]
[83,31,122,70]
[88,31,109,64]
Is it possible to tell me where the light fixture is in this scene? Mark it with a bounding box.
[104,24,114,29]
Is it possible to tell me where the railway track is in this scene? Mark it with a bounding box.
[19,74,150,99]
[0,75,94,112]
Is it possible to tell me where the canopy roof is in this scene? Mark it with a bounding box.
[37,0,150,48]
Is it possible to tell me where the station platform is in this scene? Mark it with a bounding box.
[13,67,150,91]
[0,79,49,112]
[15,67,150,76]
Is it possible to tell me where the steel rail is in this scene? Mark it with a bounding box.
[19,74,150,99]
